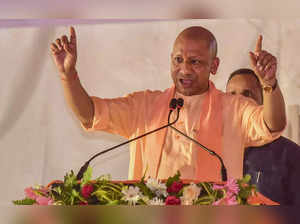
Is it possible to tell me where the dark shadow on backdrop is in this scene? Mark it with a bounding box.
[0,28,56,140]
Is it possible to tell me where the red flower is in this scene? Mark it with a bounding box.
[79,201,88,205]
[81,184,94,199]
[165,196,181,205]
[167,181,183,194]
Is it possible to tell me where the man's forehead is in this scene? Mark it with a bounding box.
[174,36,210,47]
[172,38,211,54]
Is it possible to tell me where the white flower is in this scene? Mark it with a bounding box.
[121,186,141,206]
[180,183,201,205]
[146,178,167,197]
[148,197,165,206]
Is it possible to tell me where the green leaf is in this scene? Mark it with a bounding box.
[93,189,108,196]
[107,200,119,205]
[102,185,122,196]
[70,195,74,205]
[72,189,80,198]
[97,174,111,181]
[239,187,252,199]
[64,170,77,189]
[195,200,213,205]
[57,186,62,195]
[200,182,214,197]
[81,166,93,188]
[166,171,181,187]
[93,189,113,203]
[196,195,214,202]
[95,192,113,204]
[243,174,251,183]
[141,164,149,182]
[13,198,36,205]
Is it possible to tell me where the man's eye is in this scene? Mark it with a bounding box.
[174,57,183,63]
[242,90,251,97]
[230,91,236,95]
[191,59,201,65]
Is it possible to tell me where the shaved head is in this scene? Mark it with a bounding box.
[174,26,218,58]
[170,26,220,96]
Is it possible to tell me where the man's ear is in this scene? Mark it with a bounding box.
[210,57,220,75]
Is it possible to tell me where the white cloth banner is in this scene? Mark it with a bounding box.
[0,19,299,206]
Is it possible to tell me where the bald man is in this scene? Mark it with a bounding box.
[51,26,286,182]
[226,68,300,205]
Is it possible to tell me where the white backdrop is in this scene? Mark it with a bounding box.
[0,19,299,206]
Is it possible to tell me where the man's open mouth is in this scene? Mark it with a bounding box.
[180,79,193,88]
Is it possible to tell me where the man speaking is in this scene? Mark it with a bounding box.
[50,26,286,182]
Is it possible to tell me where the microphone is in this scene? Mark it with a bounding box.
[169,98,228,182]
[76,98,181,180]
[177,98,184,108]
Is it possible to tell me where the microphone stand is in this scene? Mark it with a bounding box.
[76,105,181,180]
[169,126,228,182]
[167,98,227,182]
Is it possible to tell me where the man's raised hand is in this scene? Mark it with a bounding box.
[50,26,77,77]
[249,35,277,87]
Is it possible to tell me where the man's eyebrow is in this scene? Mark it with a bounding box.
[172,54,182,57]
[189,56,205,58]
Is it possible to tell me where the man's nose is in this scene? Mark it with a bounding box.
[180,61,193,75]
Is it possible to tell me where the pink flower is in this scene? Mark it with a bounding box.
[212,178,240,206]
[81,184,94,199]
[25,187,38,200]
[225,178,239,195]
[226,196,239,205]
[213,195,238,206]
[213,178,239,197]
[167,181,183,194]
[165,196,181,205]
[212,184,224,190]
[36,196,54,205]
[37,186,49,195]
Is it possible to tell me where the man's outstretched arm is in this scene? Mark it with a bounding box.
[249,35,286,132]
[50,26,94,128]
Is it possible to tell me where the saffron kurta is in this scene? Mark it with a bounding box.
[84,81,281,181]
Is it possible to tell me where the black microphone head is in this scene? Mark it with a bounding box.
[177,98,184,108]
[169,98,177,110]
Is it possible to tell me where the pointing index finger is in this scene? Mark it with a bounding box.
[69,26,76,45]
[255,35,263,53]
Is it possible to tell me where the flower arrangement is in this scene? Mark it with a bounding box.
[13,167,259,206]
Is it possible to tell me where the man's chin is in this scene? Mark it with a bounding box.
[176,86,208,96]
[176,88,194,96]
